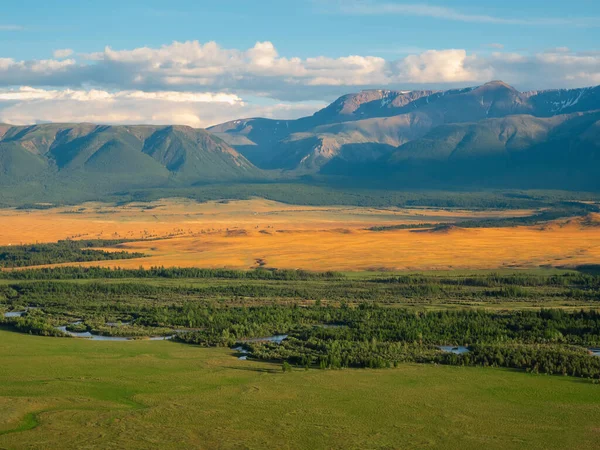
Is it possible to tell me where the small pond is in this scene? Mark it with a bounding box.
[232,346,250,360]
[438,346,470,355]
[238,335,288,344]
[3,311,27,318]
[233,335,288,360]
[590,348,600,357]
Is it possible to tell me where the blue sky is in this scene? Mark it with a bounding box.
[0,0,599,126]
[2,0,599,59]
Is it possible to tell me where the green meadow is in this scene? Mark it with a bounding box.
[1,330,599,450]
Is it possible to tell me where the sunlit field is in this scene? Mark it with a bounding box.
[0,198,537,243]
[1,198,599,271]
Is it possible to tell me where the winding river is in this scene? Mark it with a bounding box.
[55,323,174,341]
[3,313,600,358]
[2,311,173,341]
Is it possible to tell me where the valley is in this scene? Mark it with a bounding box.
[3,4,600,449]
[1,198,599,271]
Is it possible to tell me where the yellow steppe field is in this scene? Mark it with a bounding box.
[1,198,599,271]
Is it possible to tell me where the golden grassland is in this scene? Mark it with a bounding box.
[0,198,537,243]
[1,198,599,271]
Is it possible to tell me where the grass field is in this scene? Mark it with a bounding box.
[106,221,600,271]
[0,198,537,244]
[2,197,600,449]
[1,330,599,450]
[1,198,599,271]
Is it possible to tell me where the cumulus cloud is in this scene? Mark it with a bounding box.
[53,49,74,59]
[80,41,394,95]
[0,86,324,128]
[0,40,599,126]
[396,49,487,83]
[0,57,77,86]
[479,50,600,88]
[0,41,596,99]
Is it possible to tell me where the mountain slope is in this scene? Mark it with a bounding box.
[141,126,255,181]
[210,82,600,173]
[0,142,49,183]
[0,124,262,195]
[388,114,568,162]
[376,112,600,190]
[208,89,438,166]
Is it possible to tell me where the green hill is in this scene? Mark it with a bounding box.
[0,123,263,204]
[1,123,259,177]
[0,142,49,183]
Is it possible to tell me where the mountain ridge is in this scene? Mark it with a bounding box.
[1,81,599,203]
[209,81,600,173]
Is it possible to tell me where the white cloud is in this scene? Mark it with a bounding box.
[0,40,596,100]
[53,49,74,59]
[397,49,486,83]
[0,57,76,86]
[84,41,392,88]
[331,1,598,26]
[0,40,599,126]
[0,86,243,104]
[0,86,324,128]
[487,43,505,50]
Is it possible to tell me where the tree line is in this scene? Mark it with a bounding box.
[0,240,145,268]
[0,266,343,280]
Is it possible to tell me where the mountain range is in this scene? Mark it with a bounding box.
[1,81,599,203]
[209,81,600,184]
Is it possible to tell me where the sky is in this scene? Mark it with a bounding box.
[0,0,599,127]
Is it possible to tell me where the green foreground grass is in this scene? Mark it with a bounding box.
[1,330,599,449]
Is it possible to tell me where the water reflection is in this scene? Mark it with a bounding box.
[238,335,288,344]
[438,346,470,354]
[55,322,174,341]
[3,311,26,318]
